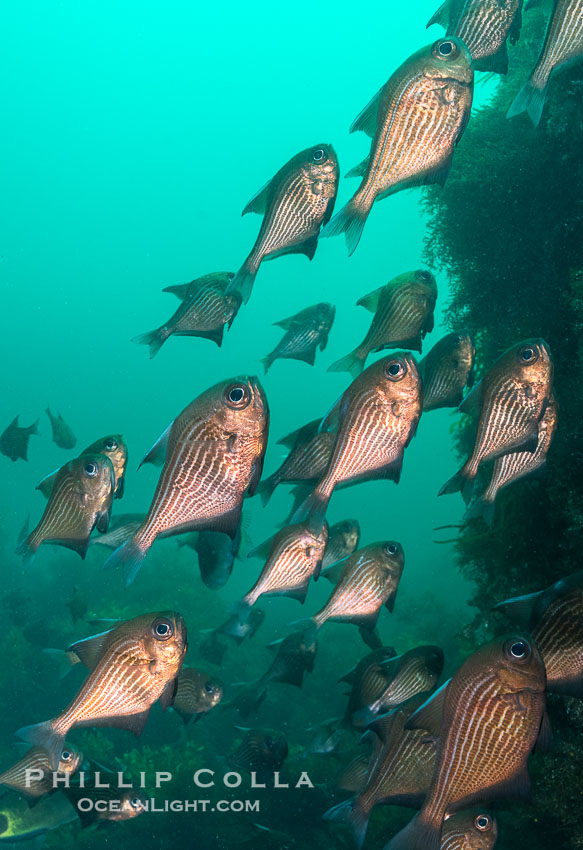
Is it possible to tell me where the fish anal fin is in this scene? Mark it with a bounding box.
[474,43,508,75]
[266,233,319,262]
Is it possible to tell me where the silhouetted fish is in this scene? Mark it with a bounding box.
[66,586,88,623]
[195,526,242,589]
[231,728,288,777]
[37,434,129,500]
[322,39,473,255]
[261,302,335,373]
[428,0,523,73]
[18,453,115,564]
[508,0,583,125]
[104,377,268,585]
[0,744,82,799]
[172,667,223,722]
[227,145,340,303]
[260,630,318,688]
[45,408,76,449]
[322,519,361,572]
[420,331,475,411]
[17,612,187,769]
[217,607,266,646]
[0,415,39,462]
[329,271,437,376]
[440,339,554,499]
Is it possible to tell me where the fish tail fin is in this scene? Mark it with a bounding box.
[30,419,40,435]
[131,327,168,359]
[321,199,370,256]
[227,263,257,305]
[16,721,64,771]
[16,532,39,567]
[327,347,366,378]
[219,602,252,642]
[507,78,547,127]
[260,355,274,375]
[103,533,149,587]
[464,496,495,526]
[254,475,278,507]
[323,798,369,850]
[385,813,441,850]
[291,485,330,534]
[438,466,471,497]
[288,618,319,642]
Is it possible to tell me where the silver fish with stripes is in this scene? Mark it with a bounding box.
[439,339,553,500]
[227,145,339,304]
[439,810,498,850]
[322,39,473,255]
[261,302,335,374]
[329,270,437,377]
[508,0,583,125]
[420,331,475,411]
[0,745,82,799]
[104,376,268,585]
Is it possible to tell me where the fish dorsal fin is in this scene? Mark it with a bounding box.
[277,419,320,450]
[338,663,357,685]
[338,754,370,792]
[36,468,59,498]
[493,590,543,629]
[426,0,450,28]
[274,313,299,331]
[68,629,114,669]
[139,421,173,469]
[350,87,383,137]
[525,0,553,10]
[346,156,370,179]
[266,637,284,652]
[319,394,343,434]
[357,286,384,313]
[458,380,481,414]
[247,534,276,560]
[405,680,449,736]
[242,179,271,216]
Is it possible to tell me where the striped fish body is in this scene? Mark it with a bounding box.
[322,519,361,569]
[243,522,328,607]
[229,145,339,303]
[429,0,523,73]
[440,810,498,849]
[262,302,335,373]
[163,271,235,301]
[19,453,115,561]
[231,729,288,776]
[38,434,128,500]
[359,273,438,356]
[529,0,583,92]
[262,630,318,688]
[266,429,336,492]
[0,745,82,798]
[420,331,475,411]
[89,514,143,549]
[392,635,546,850]
[18,612,187,769]
[313,542,404,629]
[172,667,223,720]
[343,647,399,722]
[106,377,268,583]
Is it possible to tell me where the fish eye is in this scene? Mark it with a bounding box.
[224,383,251,409]
[84,461,99,478]
[519,346,538,364]
[384,542,399,556]
[416,270,431,281]
[105,438,118,450]
[61,750,72,761]
[204,681,217,694]
[475,815,491,831]
[435,39,456,58]
[264,735,274,750]
[385,359,407,381]
[312,148,327,163]
[506,638,531,660]
[152,618,174,640]
[130,796,142,808]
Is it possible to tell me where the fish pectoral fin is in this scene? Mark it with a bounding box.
[426,0,450,28]
[159,678,179,711]
[350,87,382,137]
[68,629,115,669]
[139,421,173,469]
[242,178,271,215]
[356,285,383,313]
[405,680,449,736]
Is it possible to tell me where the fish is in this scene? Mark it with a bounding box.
[465,396,558,524]
[222,682,269,717]
[66,586,88,623]
[322,519,361,572]
[171,667,224,722]
[195,526,243,589]
[226,523,328,634]
[342,646,399,725]
[0,744,82,800]
[104,376,269,585]
[227,144,340,303]
[307,719,346,756]
[199,630,229,666]
[322,38,473,255]
[325,701,438,848]
[261,302,336,374]
[352,646,444,726]
[89,513,144,549]
[310,542,405,631]
[420,331,476,411]
[46,407,77,449]
[17,611,187,769]
[230,728,288,777]
[0,792,78,841]
[37,434,129,500]
[507,0,583,125]
[427,0,524,73]
[256,418,336,506]
[439,339,554,498]
[495,570,583,696]
[217,606,267,646]
[328,271,438,377]
[260,630,318,688]
[63,784,147,827]
[439,810,498,849]
[386,634,548,850]
[132,277,242,358]
[17,453,115,564]
[162,271,235,300]
[0,415,39,462]
[298,354,423,532]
